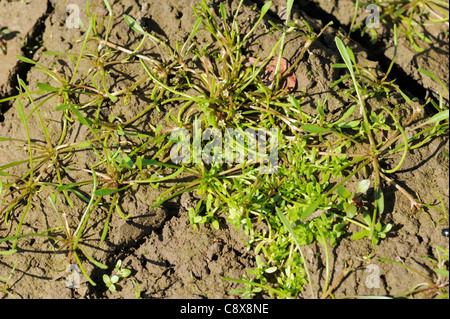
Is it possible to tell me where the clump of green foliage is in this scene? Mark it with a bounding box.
[0,0,448,299]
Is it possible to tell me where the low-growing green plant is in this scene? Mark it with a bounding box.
[380,245,449,298]
[0,27,11,55]
[0,257,18,299]
[0,0,447,300]
[350,0,449,52]
[103,259,132,292]
[299,36,448,246]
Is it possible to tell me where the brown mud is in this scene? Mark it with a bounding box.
[0,0,448,299]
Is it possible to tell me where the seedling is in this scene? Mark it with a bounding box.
[103,259,132,292]
[336,179,371,218]
[0,28,11,54]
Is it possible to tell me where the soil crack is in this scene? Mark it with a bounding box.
[0,0,54,119]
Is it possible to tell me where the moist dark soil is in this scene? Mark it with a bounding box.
[0,0,448,299]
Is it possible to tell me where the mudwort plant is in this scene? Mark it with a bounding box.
[0,0,448,299]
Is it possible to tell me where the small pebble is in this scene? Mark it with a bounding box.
[442,228,449,237]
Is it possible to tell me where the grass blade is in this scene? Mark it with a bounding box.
[419,69,449,95]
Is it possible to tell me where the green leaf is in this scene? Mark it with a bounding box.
[435,268,449,277]
[335,37,352,70]
[0,249,18,256]
[36,83,59,92]
[362,212,372,225]
[301,124,330,134]
[68,104,94,126]
[119,269,131,278]
[418,68,448,95]
[265,267,277,274]
[242,1,272,43]
[229,289,244,294]
[111,274,119,284]
[193,216,202,223]
[255,255,264,268]
[331,63,348,68]
[333,104,356,124]
[335,120,360,128]
[351,230,369,241]
[375,185,384,215]
[55,104,72,111]
[103,0,112,14]
[300,197,322,220]
[375,222,382,232]
[15,55,36,65]
[103,274,111,285]
[105,90,118,102]
[17,100,28,129]
[356,179,370,194]
[94,188,124,196]
[424,110,448,125]
[123,14,145,34]
[220,3,227,21]
[330,74,351,89]
[345,203,357,218]
[337,186,352,199]
[382,223,392,233]
[141,159,166,166]
[206,193,213,212]
[43,51,78,56]
[120,152,134,168]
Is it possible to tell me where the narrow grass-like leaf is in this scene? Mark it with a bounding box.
[242,2,272,43]
[301,124,330,134]
[0,249,18,256]
[43,51,78,56]
[79,246,108,269]
[332,104,356,125]
[375,185,384,215]
[68,104,94,126]
[424,110,449,125]
[123,14,145,34]
[16,100,33,175]
[15,55,36,64]
[73,250,96,286]
[419,69,449,95]
[55,104,71,111]
[301,197,322,220]
[94,186,129,196]
[37,82,59,92]
[181,17,202,56]
[73,168,98,245]
[335,37,369,123]
[103,0,112,13]
[70,15,93,84]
